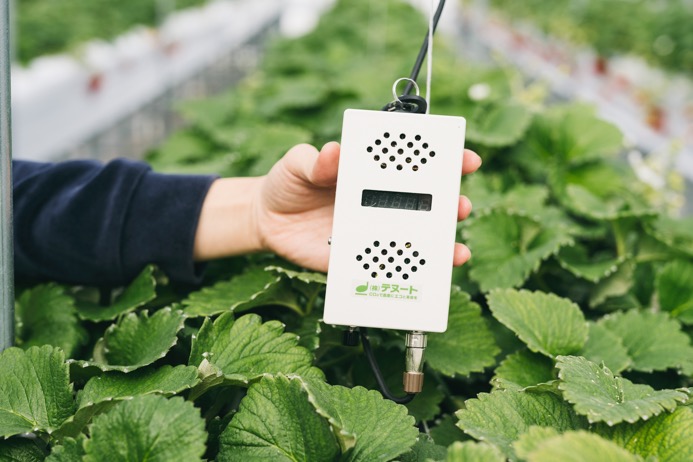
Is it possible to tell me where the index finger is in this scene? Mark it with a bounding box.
[463,149,482,175]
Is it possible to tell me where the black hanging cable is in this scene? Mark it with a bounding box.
[402,0,447,96]
[360,327,416,404]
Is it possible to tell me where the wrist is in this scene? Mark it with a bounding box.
[193,176,265,261]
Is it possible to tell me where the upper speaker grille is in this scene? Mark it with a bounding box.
[367,131,436,172]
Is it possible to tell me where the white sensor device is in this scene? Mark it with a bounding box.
[324,109,466,333]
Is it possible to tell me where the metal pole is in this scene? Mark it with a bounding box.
[1,0,15,352]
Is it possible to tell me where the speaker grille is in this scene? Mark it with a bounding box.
[367,132,436,172]
[356,240,426,279]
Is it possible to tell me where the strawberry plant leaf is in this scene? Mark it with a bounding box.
[57,365,199,438]
[556,355,688,425]
[15,284,87,358]
[466,101,532,148]
[464,211,573,291]
[181,267,284,317]
[83,395,206,462]
[556,244,624,283]
[580,322,631,374]
[302,378,419,462]
[564,185,654,221]
[75,265,157,322]
[426,289,499,376]
[597,407,693,462]
[398,437,446,462]
[656,260,693,324]
[0,438,47,461]
[598,310,693,373]
[487,289,588,357]
[444,441,505,462]
[645,215,693,258]
[265,265,327,285]
[512,426,560,460]
[491,349,556,391]
[589,260,636,308]
[79,365,199,406]
[429,415,468,447]
[463,174,549,218]
[188,313,323,398]
[71,307,185,373]
[456,389,586,459]
[523,104,623,165]
[0,346,75,438]
[217,375,339,462]
[523,431,642,462]
[45,436,87,462]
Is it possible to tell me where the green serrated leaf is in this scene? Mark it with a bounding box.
[79,365,199,406]
[265,265,327,285]
[564,185,653,221]
[645,215,693,258]
[580,322,631,374]
[75,265,157,322]
[513,426,561,460]
[83,395,206,462]
[429,415,469,447]
[45,436,87,462]
[444,441,505,462]
[524,431,642,462]
[598,406,693,462]
[302,378,419,462]
[491,349,555,390]
[398,436,446,462]
[598,310,693,373]
[0,438,47,462]
[456,389,586,459]
[15,284,87,358]
[182,267,283,317]
[71,307,185,373]
[217,375,339,462]
[463,174,549,218]
[524,103,623,165]
[657,260,693,324]
[426,289,499,376]
[0,346,75,437]
[57,365,199,439]
[466,101,532,147]
[487,289,588,357]
[557,244,624,283]
[589,260,636,308]
[188,313,323,398]
[464,211,573,291]
[556,355,688,425]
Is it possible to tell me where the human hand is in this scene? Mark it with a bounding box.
[253,142,481,272]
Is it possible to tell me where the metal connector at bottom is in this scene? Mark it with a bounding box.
[403,331,427,393]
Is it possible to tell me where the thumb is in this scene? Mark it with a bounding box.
[311,141,340,187]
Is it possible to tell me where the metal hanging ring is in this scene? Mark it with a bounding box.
[392,77,420,104]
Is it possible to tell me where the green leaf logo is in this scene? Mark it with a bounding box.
[356,282,369,293]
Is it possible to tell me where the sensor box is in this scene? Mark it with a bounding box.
[324,109,466,332]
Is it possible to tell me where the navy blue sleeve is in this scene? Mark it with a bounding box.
[13,158,217,286]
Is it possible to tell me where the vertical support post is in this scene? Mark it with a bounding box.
[0,0,15,352]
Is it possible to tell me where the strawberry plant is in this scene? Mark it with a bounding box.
[16,0,207,63]
[3,0,693,460]
[489,0,693,74]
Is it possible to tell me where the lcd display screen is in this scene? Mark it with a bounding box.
[361,189,432,211]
